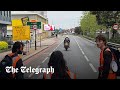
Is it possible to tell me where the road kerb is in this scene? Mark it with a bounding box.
[78,35,96,44]
[22,41,57,62]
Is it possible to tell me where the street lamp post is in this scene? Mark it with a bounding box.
[35,29,37,50]
[40,33,41,47]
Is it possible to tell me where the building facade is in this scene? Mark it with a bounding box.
[29,11,47,18]
[0,11,11,40]
[11,11,49,42]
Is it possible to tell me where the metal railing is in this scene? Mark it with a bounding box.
[107,42,120,51]
[82,35,120,52]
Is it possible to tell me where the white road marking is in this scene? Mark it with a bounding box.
[49,52,52,56]
[74,37,88,61]
[74,36,97,72]
[42,57,48,63]
[42,39,64,63]
[89,63,97,72]
[28,65,41,78]
[52,39,64,52]
[84,55,89,62]
[81,50,85,55]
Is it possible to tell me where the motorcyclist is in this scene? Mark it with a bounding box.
[64,36,70,48]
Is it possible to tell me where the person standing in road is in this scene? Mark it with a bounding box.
[95,34,116,79]
[43,50,76,79]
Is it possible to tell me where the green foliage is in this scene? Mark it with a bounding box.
[108,38,120,44]
[74,26,82,34]
[0,41,8,50]
[90,11,120,27]
[80,11,103,38]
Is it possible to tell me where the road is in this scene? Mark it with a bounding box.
[23,35,100,79]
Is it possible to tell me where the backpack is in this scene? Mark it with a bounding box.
[103,47,120,76]
[0,53,20,79]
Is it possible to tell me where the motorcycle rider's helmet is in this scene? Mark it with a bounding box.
[65,35,69,38]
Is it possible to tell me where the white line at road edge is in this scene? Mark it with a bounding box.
[28,65,41,78]
[89,63,97,72]
[43,39,64,63]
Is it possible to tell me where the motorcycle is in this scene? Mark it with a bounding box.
[64,42,69,51]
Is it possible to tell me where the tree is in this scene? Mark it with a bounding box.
[74,26,82,34]
[90,11,120,38]
[80,11,103,38]
[90,11,120,26]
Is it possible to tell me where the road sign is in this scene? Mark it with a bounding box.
[33,25,37,30]
[113,24,119,30]
[21,17,29,26]
[27,22,41,29]
[12,26,30,41]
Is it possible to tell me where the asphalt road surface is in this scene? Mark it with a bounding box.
[23,35,100,79]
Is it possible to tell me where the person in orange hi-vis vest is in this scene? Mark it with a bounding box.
[95,34,116,79]
[43,50,76,79]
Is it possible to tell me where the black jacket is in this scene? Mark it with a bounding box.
[64,38,70,43]
[99,47,112,79]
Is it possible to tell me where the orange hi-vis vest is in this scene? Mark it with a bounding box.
[43,70,76,79]
[8,53,21,78]
[100,48,116,79]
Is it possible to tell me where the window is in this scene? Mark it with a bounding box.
[5,11,7,17]
[2,11,4,16]
[0,11,2,15]
[4,11,5,16]
[7,11,9,17]
[9,11,11,17]
[1,11,5,16]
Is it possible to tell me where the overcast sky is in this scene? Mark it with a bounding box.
[47,11,83,29]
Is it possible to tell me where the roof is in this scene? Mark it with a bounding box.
[11,11,48,20]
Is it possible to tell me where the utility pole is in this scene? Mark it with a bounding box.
[33,25,37,50]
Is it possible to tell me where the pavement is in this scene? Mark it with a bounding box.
[0,36,58,62]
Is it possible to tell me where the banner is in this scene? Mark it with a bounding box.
[12,26,30,41]
[44,24,55,31]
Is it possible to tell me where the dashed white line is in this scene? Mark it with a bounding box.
[74,37,82,50]
[81,50,85,55]
[28,65,41,78]
[74,37,88,61]
[42,39,64,63]
[84,55,89,62]
[89,63,97,72]
[49,52,52,56]
[52,39,64,52]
